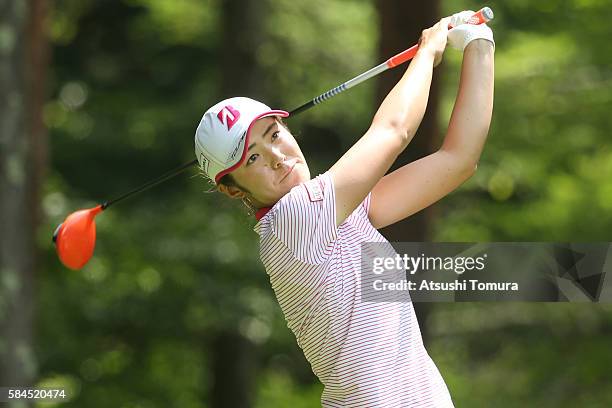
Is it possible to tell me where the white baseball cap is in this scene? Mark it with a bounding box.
[194,97,289,184]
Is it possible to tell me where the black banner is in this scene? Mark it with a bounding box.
[360,243,611,302]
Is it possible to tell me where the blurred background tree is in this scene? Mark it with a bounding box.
[0,0,610,406]
[375,0,440,342]
[0,0,49,401]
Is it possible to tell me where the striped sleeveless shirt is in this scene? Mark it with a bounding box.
[254,172,454,407]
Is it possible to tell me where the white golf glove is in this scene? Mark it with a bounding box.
[449,10,476,28]
[448,10,495,51]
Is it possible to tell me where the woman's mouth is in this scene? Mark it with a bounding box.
[280,160,297,183]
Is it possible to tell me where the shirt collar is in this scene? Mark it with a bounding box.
[255,206,272,221]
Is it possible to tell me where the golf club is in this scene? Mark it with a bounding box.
[53,7,494,270]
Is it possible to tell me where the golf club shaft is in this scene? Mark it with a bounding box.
[102,7,493,209]
[102,159,198,209]
[290,7,493,115]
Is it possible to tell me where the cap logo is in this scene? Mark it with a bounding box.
[217,105,240,131]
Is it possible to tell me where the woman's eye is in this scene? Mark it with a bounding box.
[271,131,280,140]
[247,154,259,165]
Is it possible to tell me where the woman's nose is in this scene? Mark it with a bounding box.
[270,147,286,168]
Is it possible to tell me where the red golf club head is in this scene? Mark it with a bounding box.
[53,205,103,270]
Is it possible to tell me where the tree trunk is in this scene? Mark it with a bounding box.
[219,0,267,100]
[210,331,256,408]
[207,1,270,406]
[0,0,49,399]
[375,0,441,340]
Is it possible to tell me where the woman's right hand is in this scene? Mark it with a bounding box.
[417,17,450,67]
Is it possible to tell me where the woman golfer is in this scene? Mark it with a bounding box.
[194,12,494,408]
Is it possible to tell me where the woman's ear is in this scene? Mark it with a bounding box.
[218,183,247,200]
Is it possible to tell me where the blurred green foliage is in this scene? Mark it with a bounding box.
[39,0,611,406]
[437,0,612,242]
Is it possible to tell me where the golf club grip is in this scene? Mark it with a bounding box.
[387,7,493,68]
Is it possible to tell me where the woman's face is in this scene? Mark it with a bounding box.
[220,117,310,207]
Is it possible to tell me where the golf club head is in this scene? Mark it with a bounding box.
[53,205,103,270]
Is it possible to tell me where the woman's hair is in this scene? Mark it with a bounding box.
[218,173,238,189]
[216,173,255,214]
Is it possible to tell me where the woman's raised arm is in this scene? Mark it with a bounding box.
[329,18,450,226]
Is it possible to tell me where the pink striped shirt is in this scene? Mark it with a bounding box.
[254,172,454,407]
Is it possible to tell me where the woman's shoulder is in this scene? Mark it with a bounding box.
[255,172,338,257]
[259,172,333,222]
